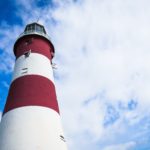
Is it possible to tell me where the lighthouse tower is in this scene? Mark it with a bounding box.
[0,22,67,150]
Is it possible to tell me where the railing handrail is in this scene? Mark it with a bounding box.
[18,30,51,41]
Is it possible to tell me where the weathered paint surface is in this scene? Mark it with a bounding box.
[4,75,59,114]
[0,107,67,150]
[12,53,54,83]
[14,35,54,60]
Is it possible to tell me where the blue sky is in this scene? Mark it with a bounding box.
[1,0,150,150]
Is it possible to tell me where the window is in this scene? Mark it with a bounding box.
[24,50,31,58]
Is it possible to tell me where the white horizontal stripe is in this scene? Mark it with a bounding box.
[12,53,54,83]
[0,106,67,150]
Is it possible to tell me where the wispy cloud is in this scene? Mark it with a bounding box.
[0,112,1,122]
[103,141,136,150]
[0,22,23,73]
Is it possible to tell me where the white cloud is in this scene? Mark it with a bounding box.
[103,141,136,150]
[48,0,150,149]
[0,22,23,73]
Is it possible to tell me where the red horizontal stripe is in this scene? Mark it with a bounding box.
[14,35,54,60]
[3,75,59,114]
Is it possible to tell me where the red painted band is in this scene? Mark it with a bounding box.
[3,75,59,115]
[14,35,54,60]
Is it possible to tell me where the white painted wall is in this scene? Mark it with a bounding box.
[12,53,54,83]
[0,106,67,150]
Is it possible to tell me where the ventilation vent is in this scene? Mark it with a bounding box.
[21,68,28,74]
[60,135,66,142]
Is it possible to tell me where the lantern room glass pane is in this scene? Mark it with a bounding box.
[25,23,46,35]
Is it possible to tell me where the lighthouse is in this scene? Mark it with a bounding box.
[0,22,67,150]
